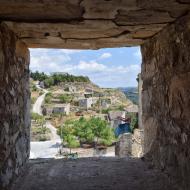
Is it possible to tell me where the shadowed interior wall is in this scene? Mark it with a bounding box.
[141,14,190,189]
[0,23,30,189]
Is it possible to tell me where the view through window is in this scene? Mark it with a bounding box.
[29,47,142,159]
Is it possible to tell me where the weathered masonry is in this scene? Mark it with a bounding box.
[0,1,190,190]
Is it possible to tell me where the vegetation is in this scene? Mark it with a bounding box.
[30,71,90,88]
[31,112,51,141]
[58,117,116,151]
[31,125,51,141]
[31,84,37,91]
[44,92,52,104]
[30,71,48,81]
[31,112,44,122]
[126,112,138,132]
[58,94,73,103]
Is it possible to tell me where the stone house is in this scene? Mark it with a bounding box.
[43,104,70,115]
[39,81,44,88]
[79,98,93,109]
[101,98,111,109]
[52,104,70,115]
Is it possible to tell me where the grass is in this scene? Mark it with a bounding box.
[31,125,51,141]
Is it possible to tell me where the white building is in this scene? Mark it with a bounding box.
[43,104,70,116]
[52,103,70,115]
[79,98,93,109]
[39,81,44,88]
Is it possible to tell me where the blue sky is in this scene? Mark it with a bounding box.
[30,47,142,88]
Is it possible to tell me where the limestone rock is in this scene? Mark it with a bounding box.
[0,1,189,48]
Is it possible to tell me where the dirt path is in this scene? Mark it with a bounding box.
[30,85,61,159]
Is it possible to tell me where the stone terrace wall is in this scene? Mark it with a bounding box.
[141,14,190,189]
[0,23,30,189]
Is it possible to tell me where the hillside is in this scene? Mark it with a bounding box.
[118,87,138,105]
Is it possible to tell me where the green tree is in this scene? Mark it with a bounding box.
[58,121,80,153]
[58,117,115,149]
[44,77,54,88]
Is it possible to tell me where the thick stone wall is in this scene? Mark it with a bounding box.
[115,133,132,157]
[0,23,30,189]
[141,14,190,189]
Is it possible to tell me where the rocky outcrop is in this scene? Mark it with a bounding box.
[141,14,190,189]
[0,1,189,48]
[0,23,30,189]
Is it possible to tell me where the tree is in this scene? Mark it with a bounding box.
[58,117,116,149]
[58,121,80,153]
[44,77,54,88]
[30,71,48,81]
[89,117,115,146]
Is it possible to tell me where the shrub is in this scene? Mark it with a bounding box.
[58,94,72,103]
[45,93,52,104]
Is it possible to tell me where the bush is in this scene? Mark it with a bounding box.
[58,94,72,103]
[32,85,37,91]
[126,113,138,132]
[45,93,52,104]
[31,112,43,121]
[102,108,111,114]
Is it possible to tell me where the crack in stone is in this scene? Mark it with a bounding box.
[57,30,131,41]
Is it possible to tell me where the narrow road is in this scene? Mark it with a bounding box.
[30,84,61,159]
[32,89,47,115]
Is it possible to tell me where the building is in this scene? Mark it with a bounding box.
[79,98,93,109]
[52,104,70,115]
[43,104,70,115]
[39,81,44,88]
[101,98,111,109]
[84,93,93,98]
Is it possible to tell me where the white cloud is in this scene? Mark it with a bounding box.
[59,49,82,54]
[30,48,141,87]
[77,60,106,72]
[133,49,142,60]
[30,49,72,73]
[99,52,112,59]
